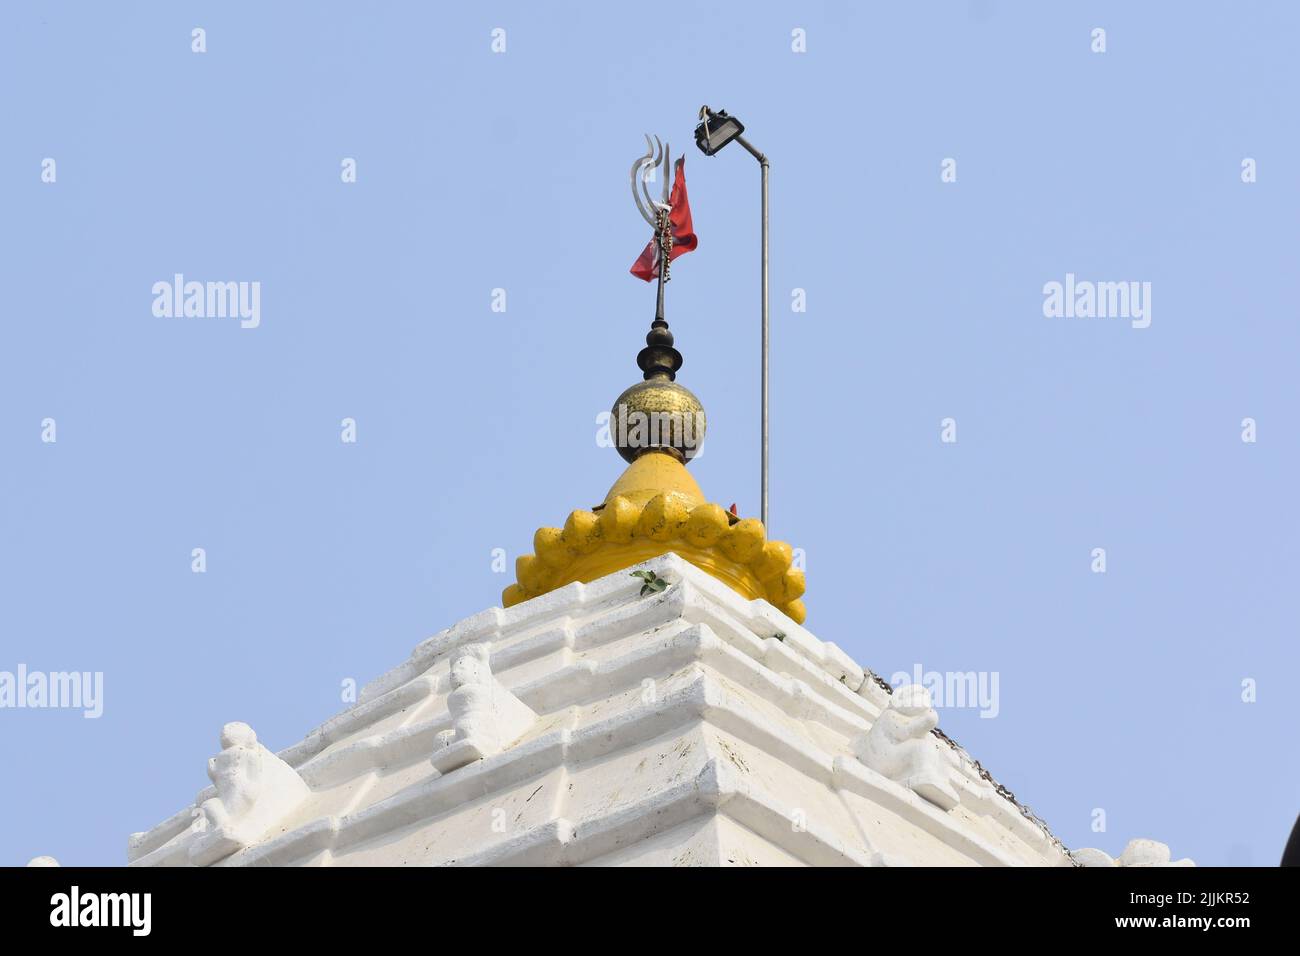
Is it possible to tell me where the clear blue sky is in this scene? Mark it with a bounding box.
[1,2,1295,867]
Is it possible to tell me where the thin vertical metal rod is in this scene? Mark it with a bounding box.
[654,149,670,324]
[760,157,769,530]
[735,133,770,529]
[654,215,667,323]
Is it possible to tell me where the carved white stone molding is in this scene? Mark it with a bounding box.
[431,642,537,775]
[188,721,310,867]
[1073,838,1195,867]
[125,556,1187,867]
[853,684,960,811]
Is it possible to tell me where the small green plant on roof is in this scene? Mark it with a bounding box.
[630,569,670,597]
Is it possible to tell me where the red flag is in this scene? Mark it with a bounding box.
[631,157,698,281]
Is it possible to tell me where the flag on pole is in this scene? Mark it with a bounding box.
[630,157,698,281]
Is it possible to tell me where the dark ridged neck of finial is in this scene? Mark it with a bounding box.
[636,319,683,381]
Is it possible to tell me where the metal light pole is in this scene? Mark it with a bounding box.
[695,107,770,529]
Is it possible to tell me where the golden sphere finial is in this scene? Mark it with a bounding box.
[611,317,706,464]
[610,379,707,464]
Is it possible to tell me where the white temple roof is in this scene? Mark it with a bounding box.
[126,553,1185,867]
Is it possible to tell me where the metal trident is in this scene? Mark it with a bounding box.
[631,135,675,324]
[630,134,671,227]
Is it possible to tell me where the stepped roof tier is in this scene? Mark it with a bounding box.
[127,555,1188,867]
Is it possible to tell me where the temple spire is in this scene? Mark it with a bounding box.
[496,135,805,623]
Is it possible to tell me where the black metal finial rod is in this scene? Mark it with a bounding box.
[653,202,674,322]
[640,205,680,380]
[655,232,668,324]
